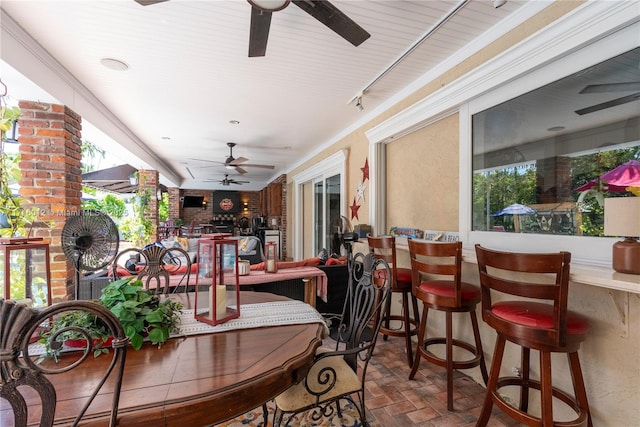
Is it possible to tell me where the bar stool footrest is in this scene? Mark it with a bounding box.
[420,337,483,370]
[380,314,419,337]
[493,376,590,427]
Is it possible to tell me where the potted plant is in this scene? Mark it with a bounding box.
[39,278,183,360]
[38,310,113,362]
[99,278,183,350]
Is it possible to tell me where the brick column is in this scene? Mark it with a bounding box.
[168,187,181,222]
[138,169,159,239]
[17,101,82,301]
[536,156,573,203]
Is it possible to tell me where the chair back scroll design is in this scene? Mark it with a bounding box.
[272,252,392,426]
[0,299,128,427]
[112,245,192,294]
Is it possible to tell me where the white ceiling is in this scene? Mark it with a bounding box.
[0,0,538,191]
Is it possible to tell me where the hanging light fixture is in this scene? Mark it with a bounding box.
[247,0,290,12]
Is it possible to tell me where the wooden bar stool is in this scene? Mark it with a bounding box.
[475,244,592,427]
[367,235,420,366]
[408,239,488,411]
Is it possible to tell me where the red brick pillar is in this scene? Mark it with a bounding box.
[138,169,159,240]
[17,101,82,301]
[536,156,573,203]
[168,187,181,222]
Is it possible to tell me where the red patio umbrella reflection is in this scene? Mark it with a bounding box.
[575,160,640,192]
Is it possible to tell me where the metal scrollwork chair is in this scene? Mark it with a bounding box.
[0,298,128,426]
[271,252,392,427]
[112,244,192,294]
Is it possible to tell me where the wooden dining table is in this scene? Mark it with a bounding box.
[19,292,325,427]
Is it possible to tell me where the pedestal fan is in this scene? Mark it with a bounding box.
[330,215,359,260]
[61,210,120,299]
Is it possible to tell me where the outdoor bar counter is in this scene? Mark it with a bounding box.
[352,240,640,425]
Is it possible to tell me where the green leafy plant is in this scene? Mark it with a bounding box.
[99,278,183,350]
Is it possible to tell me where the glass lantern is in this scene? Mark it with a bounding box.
[195,238,240,326]
[264,241,278,273]
[0,237,51,307]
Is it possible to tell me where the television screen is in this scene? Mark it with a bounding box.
[182,195,204,208]
[213,191,240,213]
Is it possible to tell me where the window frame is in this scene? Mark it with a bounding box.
[291,149,347,260]
[461,29,638,267]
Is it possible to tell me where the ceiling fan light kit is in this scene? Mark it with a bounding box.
[248,0,290,12]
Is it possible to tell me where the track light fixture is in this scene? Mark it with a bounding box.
[356,96,364,111]
[492,0,506,8]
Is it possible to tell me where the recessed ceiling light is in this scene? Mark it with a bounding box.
[229,120,240,125]
[547,126,565,132]
[161,136,171,141]
[100,58,129,71]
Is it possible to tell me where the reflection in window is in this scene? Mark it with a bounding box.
[472,48,639,237]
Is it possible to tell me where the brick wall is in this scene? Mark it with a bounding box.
[17,101,82,301]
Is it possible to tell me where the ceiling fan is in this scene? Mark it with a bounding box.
[575,81,640,115]
[134,0,370,57]
[193,142,275,175]
[207,174,251,186]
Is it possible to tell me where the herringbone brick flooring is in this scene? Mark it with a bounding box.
[361,336,523,427]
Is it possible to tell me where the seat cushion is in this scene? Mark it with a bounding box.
[274,349,361,412]
[418,280,480,300]
[374,267,412,290]
[492,301,589,335]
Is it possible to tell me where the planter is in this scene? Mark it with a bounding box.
[65,336,114,349]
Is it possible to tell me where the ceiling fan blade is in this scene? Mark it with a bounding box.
[575,92,640,115]
[249,7,272,57]
[239,163,275,169]
[229,156,249,165]
[292,0,370,47]
[580,82,640,94]
[234,166,249,175]
[134,0,169,6]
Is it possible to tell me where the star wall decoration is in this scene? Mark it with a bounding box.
[356,181,367,203]
[350,197,361,221]
[360,158,369,182]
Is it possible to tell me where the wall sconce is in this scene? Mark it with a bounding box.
[604,197,640,274]
[243,202,249,211]
[202,199,208,210]
[129,173,138,186]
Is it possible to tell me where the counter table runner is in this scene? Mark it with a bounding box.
[176,300,329,337]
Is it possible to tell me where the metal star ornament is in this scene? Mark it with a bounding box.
[350,198,361,221]
[361,158,369,182]
[356,181,367,203]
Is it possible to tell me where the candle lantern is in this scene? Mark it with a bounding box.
[0,237,51,307]
[264,241,278,273]
[195,238,240,326]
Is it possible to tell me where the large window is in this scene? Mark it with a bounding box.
[472,48,639,237]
